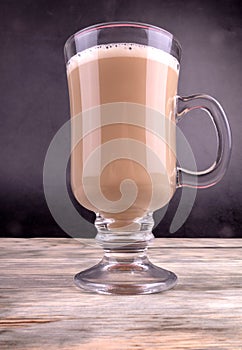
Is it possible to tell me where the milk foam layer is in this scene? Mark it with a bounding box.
[67,43,179,74]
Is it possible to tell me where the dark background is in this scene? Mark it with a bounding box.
[0,0,241,238]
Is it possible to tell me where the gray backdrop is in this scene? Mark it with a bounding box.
[0,0,241,238]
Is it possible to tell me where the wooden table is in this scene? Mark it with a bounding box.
[0,238,242,349]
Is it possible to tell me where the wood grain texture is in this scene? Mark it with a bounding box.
[0,238,242,350]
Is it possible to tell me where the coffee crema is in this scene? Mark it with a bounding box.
[67,43,179,228]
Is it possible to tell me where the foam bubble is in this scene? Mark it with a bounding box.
[67,43,179,74]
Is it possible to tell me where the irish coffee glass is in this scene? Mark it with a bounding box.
[64,22,232,294]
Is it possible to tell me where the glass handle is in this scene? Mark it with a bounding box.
[176,94,232,188]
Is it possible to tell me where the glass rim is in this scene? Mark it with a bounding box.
[64,21,182,59]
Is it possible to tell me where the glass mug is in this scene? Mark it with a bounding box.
[64,22,232,295]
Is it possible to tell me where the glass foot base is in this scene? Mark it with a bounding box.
[74,255,177,295]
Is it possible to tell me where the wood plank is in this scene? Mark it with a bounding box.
[0,238,242,349]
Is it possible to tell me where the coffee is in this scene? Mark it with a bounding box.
[67,43,179,227]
